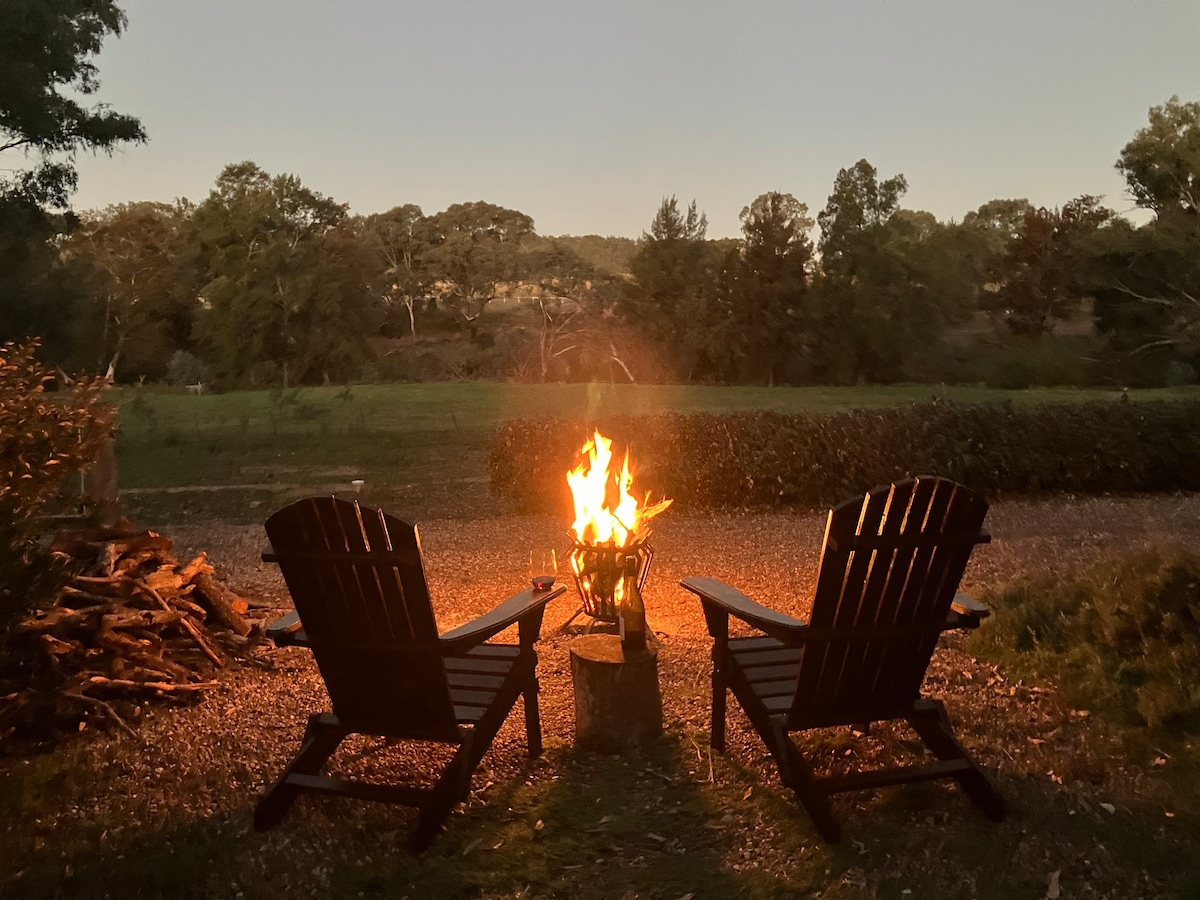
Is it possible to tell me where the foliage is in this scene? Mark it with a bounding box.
[623,196,724,381]
[1117,94,1200,217]
[980,195,1113,338]
[0,0,145,211]
[1083,97,1200,385]
[0,340,115,632]
[716,192,814,384]
[807,161,968,384]
[0,0,144,366]
[63,201,203,381]
[361,204,433,341]
[165,350,210,387]
[425,201,536,324]
[188,161,376,388]
[972,546,1200,731]
[490,399,1200,513]
[546,234,638,276]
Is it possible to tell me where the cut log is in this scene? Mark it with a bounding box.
[192,572,251,636]
[569,633,663,754]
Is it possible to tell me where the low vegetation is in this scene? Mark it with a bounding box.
[973,545,1200,731]
[0,340,114,632]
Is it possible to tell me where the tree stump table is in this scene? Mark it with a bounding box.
[569,633,663,753]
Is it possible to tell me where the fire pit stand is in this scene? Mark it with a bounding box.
[565,537,653,625]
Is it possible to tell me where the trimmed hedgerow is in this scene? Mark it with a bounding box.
[488,400,1200,514]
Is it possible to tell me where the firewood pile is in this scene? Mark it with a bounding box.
[0,522,264,746]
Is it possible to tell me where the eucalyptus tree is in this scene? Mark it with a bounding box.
[980,195,1113,338]
[188,162,375,387]
[1084,96,1200,381]
[363,204,433,340]
[425,202,535,324]
[63,201,202,381]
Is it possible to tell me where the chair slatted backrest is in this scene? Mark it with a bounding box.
[789,477,988,724]
[264,496,460,740]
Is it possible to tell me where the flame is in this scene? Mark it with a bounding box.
[567,430,671,547]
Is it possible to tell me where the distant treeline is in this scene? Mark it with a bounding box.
[3,97,1199,390]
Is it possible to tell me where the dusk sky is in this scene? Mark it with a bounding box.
[72,1,1200,238]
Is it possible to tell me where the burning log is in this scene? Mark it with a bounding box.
[0,523,261,747]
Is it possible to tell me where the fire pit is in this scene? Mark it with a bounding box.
[565,431,670,625]
[563,431,671,752]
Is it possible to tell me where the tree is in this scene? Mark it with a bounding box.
[425,202,535,324]
[362,204,433,341]
[624,196,723,381]
[0,1,145,366]
[981,196,1113,338]
[0,0,146,211]
[816,159,907,272]
[1117,95,1200,217]
[1083,96,1200,384]
[809,161,952,384]
[962,199,1035,255]
[189,162,374,387]
[63,201,201,381]
[720,191,814,383]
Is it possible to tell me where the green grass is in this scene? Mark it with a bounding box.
[112,382,1200,523]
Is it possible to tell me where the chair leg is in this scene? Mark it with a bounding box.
[522,671,544,759]
[254,713,347,831]
[769,720,842,843]
[908,702,1005,822]
[408,741,476,853]
[711,653,727,753]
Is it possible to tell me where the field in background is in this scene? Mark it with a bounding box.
[114,381,1200,524]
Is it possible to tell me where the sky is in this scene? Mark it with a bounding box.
[71,0,1200,239]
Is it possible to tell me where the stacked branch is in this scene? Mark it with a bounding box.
[1,524,261,746]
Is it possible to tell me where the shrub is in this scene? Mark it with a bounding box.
[165,350,210,387]
[489,400,1200,514]
[0,341,116,633]
[971,546,1200,731]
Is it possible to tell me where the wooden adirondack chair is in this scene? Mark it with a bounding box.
[255,496,566,851]
[681,476,1005,842]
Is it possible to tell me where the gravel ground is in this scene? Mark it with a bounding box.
[6,492,1200,898]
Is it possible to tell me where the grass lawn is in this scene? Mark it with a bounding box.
[113,381,1200,523]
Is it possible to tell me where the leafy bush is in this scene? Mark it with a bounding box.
[971,546,1200,731]
[489,400,1200,514]
[165,350,210,387]
[0,341,116,633]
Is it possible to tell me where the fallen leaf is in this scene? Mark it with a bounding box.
[742,786,753,801]
[1100,802,1116,815]
[1046,869,1061,899]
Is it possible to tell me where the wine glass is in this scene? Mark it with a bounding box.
[529,548,558,591]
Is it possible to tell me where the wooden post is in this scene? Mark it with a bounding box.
[569,633,663,754]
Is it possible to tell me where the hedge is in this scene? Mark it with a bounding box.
[488,400,1200,514]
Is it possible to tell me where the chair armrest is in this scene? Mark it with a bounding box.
[265,609,309,647]
[439,584,567,655]
[680,576,807,643]
[946,592,990,630]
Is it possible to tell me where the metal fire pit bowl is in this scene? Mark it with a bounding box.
[567,538,654,623]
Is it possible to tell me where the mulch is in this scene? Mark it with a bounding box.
[6,492,1200,898]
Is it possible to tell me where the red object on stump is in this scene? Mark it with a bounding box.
[569,634,663,754]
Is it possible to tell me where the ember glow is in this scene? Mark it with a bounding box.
[566,430,671,547]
